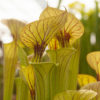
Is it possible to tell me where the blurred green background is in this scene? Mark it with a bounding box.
[72,1,100,77]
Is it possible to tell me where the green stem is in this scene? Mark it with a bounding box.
[15,78,30,100]
[57,0,62,9]
[47,47,80,92]
[32,63,56,100]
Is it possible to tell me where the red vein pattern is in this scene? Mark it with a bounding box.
[20,11,67,61]
[39,7,84,47]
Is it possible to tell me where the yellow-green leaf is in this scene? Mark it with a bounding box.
[39,7,63,19]
[48,38,60,50]
[20,11,67,61]
[78,74,97,87]
[40,7,84,47]
[87,51,100,80]
[3,42,18,100]
[81,82,100,100]
[21,65,35,99]
[21,11,67,48]
[2,19,26,100]
[54,90,97,100]
[47,47,80,92]
[1,19,26,44]
[31,62,57,100]
[18,46,28,66]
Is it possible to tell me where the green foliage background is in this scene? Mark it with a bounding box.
[79,1,100,77]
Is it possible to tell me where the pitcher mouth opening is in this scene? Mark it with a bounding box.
[56,29,71,47]
[34,42,45,62]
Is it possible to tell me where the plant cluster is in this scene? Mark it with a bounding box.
[1,6,100,100]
